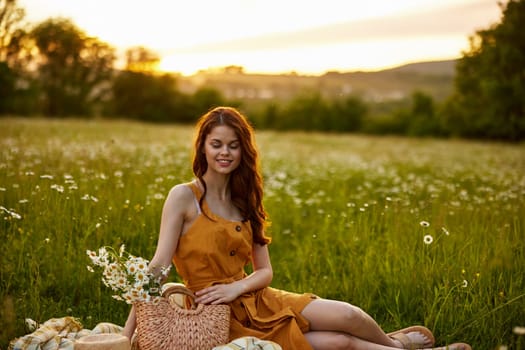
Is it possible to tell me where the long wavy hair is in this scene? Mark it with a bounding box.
[192,106,271,245]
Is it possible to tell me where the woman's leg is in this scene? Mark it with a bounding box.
[301,299,433,348]
[305,331,470,350]
[305,331,402,350]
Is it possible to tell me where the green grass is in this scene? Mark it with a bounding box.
[1,117,524,349]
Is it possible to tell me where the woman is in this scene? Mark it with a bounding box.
[122,106,471,350]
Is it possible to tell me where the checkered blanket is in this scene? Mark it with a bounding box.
[8,317,123,350]
[212,336,282,350]
[8,316,282,350]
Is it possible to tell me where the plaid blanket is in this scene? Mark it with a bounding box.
[8,317,123,350]
[212,337,282,350]
[9,316,281,350]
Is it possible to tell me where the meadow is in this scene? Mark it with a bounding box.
[1,117,524,349]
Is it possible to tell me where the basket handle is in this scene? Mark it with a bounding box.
[162,284,197,309]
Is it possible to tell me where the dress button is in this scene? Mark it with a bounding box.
[230,250,236,256]
[235,225,241,232]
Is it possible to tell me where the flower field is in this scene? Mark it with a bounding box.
[1,117,524,349]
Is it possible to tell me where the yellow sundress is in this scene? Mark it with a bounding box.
[172,182,317,350]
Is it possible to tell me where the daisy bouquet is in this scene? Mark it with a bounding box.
[86,245,171,304]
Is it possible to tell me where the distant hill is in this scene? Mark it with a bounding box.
[178,59,457,105]
[381,60,456,76]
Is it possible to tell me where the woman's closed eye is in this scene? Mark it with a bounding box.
[211,142,239,149]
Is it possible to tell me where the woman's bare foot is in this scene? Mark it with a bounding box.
[390,330,434,349]
[394,341,472,350]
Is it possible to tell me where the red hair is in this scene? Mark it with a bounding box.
[192,106,271,245]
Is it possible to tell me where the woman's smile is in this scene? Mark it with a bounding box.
[217,158,233,167]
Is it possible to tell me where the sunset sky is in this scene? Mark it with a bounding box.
[18,0,505,75]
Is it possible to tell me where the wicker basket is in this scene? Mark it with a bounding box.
[135,284,230,350]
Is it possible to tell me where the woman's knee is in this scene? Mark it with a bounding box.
[341,303,367,325]
[306,332,358,350]
[303,299,369,333]
[330,333,356,350]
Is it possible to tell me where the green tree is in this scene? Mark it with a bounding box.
[110,46,204,123]
[330,95,367,132]
[31,18,115,116]
[0,61,15,112]
[257,102,280,129]
[0,0,25,62]
[281,90,330,131]
[111,70,195,123]
[0,0,37,114]
[190,87,228,119]
[446,0,525,141]
[404,91,443,136]
[125,46,160,73]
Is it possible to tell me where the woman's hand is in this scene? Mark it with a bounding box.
[195,244,273,305]
[195,283,244,304]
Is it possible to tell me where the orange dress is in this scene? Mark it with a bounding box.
[172,182,317,349]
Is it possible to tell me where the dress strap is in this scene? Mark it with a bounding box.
[186,181,202,215]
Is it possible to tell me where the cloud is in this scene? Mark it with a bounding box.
[169,0,502,54]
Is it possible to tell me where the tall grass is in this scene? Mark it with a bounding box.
[1,118,524,349]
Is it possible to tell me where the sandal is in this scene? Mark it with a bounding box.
[387,325,435,349]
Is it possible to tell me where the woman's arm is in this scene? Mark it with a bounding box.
[151,184,196,269]
[121,184,193,339]
[195,242,273,304]
[240,242,274,292]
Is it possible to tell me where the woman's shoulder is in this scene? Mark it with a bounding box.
[165,182,196,207]
[168,181,195,196]
[157,182,202,225]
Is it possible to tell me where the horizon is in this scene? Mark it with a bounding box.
[18,0,505,76]
[184,57,457,77]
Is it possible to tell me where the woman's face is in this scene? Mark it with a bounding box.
[203,125,242,175]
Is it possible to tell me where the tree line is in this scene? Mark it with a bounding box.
[1,0,524,141]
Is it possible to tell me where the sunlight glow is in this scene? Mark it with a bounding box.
[19,0,503,75]
[159,36,470,76]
